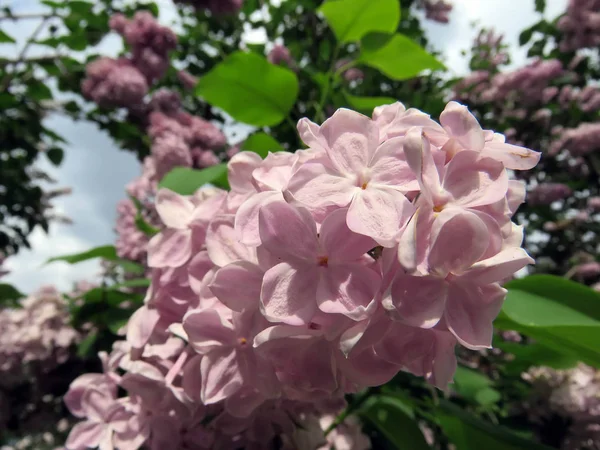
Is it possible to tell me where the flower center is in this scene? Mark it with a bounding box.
[317,256,329,267]
[361,182,368,190]
[238,337,248,346]
[433,205,444,213]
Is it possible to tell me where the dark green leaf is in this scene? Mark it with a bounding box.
[0,283,24,307]
[359,33,445,80]
[46,147,64,166]
[319,0,400,44]
[130,197,159,237]
[110,279,151,290]
[519,27,535,47]
[159,165,229,194]
[68,1,93,14]
[41,0,63,8]
[47,245,117,264]
[27,82,53,101]
[437,400,553,450]
[496,341,579,374]
[343,91,397,115]
[77,329,98,358]
[0,30,16,44]
[453,366,498,406]
[535,0,546,13]
[495,275,600,366]
[115,259,145,275]
[196,52,299,126]
[360,396,430,450]
[105,308,134,334]
[241,132,284,159]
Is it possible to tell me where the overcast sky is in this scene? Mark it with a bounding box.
[2,0,568,292]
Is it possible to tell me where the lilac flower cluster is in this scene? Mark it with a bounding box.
[64,101,538,449]
[524,364,600,450]
[0,286,79,386]
[417,0,453,23]
[81,11,176,109]
[557,0,600,52]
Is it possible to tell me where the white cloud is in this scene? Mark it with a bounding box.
[3,226,103,292]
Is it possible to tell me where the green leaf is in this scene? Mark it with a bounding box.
[359,33,445,81]
[130,197,159,237]
[77,329,98,358]
[495,275,600,366]
[437,400,552,450]
[519,27,535,46]
[109,279,151,290]
[159,165,229,194]
[0,30,16,44]
[41,0,63,8]
[115,259,145,275]
[360,396,430,450]
[0,283,24,307]
[343,91,397,115]
[196,52,299,126]
[496,341,579,374]
[47,245,117,264]
[319,0,400,44]
[27,82,53,101]
[241,132,284,159]
[453,366,499,406]
[46,147,64,166]
[535,0,546,13]
[105,308,133,334]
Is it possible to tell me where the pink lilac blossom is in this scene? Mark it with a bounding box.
[267,45,293,67]
[81,57,148,108]
[527,183,572,206]
[65,101,537,449]
[0,286,79,386]
[417,0,453,23]
[524,364,600,450]
[557,0,600,52]
[177,70,199,90]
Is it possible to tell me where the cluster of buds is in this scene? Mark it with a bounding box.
[64,101,539,449]
[557,0,600,52]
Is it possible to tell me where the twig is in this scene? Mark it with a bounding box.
[324,388,374,437]
[0,16,51,90]
[0,13,54,22]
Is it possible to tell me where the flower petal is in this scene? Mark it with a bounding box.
[155,188,194,229]
[207,214,255,267]
[319,208,376,261]
[445,282,506,349]
[258,202,318,261]
[201,347,244,404]
[388,274,447,328]
[260,262,318,326]
[369,137,418,192]
[183,308,236,354]
[286,163,356,210]
[235,191,284,247]
[210,262,264,312]
[147,229,193,268]
[316,263,379,321]
[440,101,485,152]
[347,188,414,247]
[319,108,379,175]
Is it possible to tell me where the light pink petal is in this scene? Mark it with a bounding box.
[316,263,379,321]
[258,202,318,261]
[445,282,506,349]
[442,151,508,208]
[368,137,419,191]
[339,313,391,357]
[210,262,263,312]
[468,209,503,260]
[428,330,458,390]
[126,306,160,350]
[82,388,115,422]
[297,117,327,152]
[66,421,107,450]
[206,214,255,267]
[319,108,379,175]
[253,325,323,348]
[440,101,485,152]
[336,347,400,388]
[224,387,266,418]
[252,152,297,191]
[404,127,446,206]
[428,208,489,276]
[388,274,447,328]
[182,354,203,403]
[285,163,356,209]
[188,250,214,295]
[347,188,414,247]
[228,151,262,193]
[235,191,283,247]
[507,180,526,214]
[200,347,244,404]
[462,248,534,285]
[155,188,195,229]
[147,229,193,268]
[482,140,541,170]
[183,309,236,354]
[374,322,435,376]
[260,262,318,326]
[319,208,376,261]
